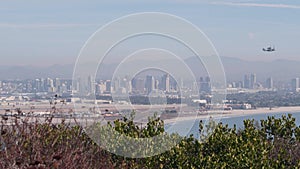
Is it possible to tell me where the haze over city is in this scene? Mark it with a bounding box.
[1,0,300,67]
[2,1,300,167]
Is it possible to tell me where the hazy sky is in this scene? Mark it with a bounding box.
[1,0,300,66]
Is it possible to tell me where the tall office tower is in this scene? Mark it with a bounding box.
[95,81,106,94]
[65,80,72,91]
[105,80,112,93]
[231,82,236,88]
[199,76,211,93]
[54,78,60,89]
[25,80,33,93]
[236,81,243,88]
[40,78,46,92]
[132,78,145,93]
[291,78,299,92]
[54,78,61,93]
[168,77,178,91]
[87,75,95,94]
[199,77,204,92]
[244,75,250,89]
[191,81,198,94]
[199,77,203,91]
[120,77,126,89]
[131,78,137,92]
[73,78,81,93]
[113,77,121,93]
[34,79,41,92]
[60,83,67,93]
[266,77,274,89]
[129,80,133,93]
[145,75,155,94]
[155,80,159,90]
[178,78,184,88]
[46,78,55,93]
[95,84,102,95]
[250,73,256,89]
[161,74,170,92]
[124,78,132,94]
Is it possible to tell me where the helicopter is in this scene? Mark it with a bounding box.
[263,45,275,52]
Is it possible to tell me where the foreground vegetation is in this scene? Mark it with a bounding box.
[1,113,300,168]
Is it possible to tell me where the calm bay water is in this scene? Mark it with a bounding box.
[165,112,300,138]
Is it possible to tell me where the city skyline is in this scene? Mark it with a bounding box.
[0,56,299,83]
[0,73,299,95]
[2,1,300,165]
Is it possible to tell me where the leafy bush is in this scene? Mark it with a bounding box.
[1,112,300,168]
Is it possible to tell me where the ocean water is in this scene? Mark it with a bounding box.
[165,112,300,138]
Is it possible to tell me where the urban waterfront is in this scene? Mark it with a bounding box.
[1,1,300,167]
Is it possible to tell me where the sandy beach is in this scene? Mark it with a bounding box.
[164,106,300,124]
[2,102,300,125]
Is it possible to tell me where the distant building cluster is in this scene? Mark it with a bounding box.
[226,73,300,94]
[0,73,299,103]
[73,74,214,97]
[227,73,259,89]
[0,78,73,95]
[131,74,176,94]
[91,74,177,95]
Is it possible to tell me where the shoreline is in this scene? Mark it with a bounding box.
[164,106,300,124]
[2,103,300,125]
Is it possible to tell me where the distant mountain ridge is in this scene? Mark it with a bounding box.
[220,57,300,82]
[0,57,299,82]
[0,64,74,80]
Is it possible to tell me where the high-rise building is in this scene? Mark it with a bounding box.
[25,80,33,93]
[60,83,67,93]
[291,78,299,92]
[155,80,159,90]
[266,77,273,89]
[87,75,95,94]
[40,78,46,92]
[95,83,103,95]
[243,73,257,89]
[46,78,55,93]
[121,77,132,94]
[244,75,250,89]
[145,75,155,94]
[128,80,132,93]
[199,76,211,93]
[161,74,170,92]
[74,78,81,93]
[105,80,112,93]
[132,78,144,93]
[113,77,121,93]
[54,78,60,88]
[34,79,41,92]
[250,74,256,89]
[236,81,243,88]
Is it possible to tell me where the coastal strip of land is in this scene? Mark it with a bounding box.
[164,106,300,124]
